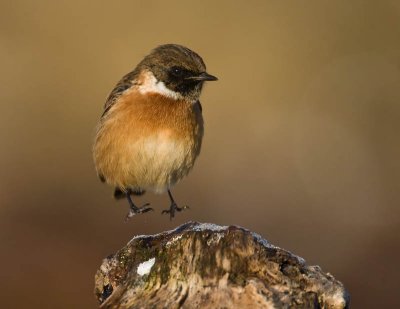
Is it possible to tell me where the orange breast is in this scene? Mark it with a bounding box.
[93,90,204,192]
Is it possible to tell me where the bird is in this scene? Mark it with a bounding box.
[93,44,217,220]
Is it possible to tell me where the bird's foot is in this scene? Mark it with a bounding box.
[162,203,189,220]
[125,203,153,221]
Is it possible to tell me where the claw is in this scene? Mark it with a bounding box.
[161,190,190,220]
[162,203,189,220]
[125,203,153,221]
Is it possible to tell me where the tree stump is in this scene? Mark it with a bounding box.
[95,222,349,308]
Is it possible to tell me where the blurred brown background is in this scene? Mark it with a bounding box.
[1,0,399,308]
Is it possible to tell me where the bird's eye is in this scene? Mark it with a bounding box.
[170,66,184,77]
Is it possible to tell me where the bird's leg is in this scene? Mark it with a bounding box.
[125,189,153,221]
[162,189,189,220]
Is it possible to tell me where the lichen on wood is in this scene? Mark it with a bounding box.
[95,222,349,309]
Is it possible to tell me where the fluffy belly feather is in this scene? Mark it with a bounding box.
[93,94,203,193]
[126,131,197,192]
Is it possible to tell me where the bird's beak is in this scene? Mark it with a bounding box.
[186,72,218,81]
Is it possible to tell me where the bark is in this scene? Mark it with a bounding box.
[95,222,349,309]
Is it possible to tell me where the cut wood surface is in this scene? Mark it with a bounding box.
[95,222,349,309]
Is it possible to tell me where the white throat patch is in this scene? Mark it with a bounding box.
[138,71,183,100]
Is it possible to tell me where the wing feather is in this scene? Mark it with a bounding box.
[101,69,139,118]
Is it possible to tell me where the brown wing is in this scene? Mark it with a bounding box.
[196,100,202,112]
[101,68,140,118]
[97,68,140,182]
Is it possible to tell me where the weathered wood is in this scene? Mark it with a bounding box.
[95,222,349,308]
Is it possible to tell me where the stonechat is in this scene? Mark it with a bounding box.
[93,44,217,220]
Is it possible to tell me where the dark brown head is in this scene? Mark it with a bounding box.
[137,44,217,101]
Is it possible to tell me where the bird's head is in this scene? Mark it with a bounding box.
[137,44,217,102]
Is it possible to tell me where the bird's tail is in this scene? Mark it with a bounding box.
[113,188,146,200]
